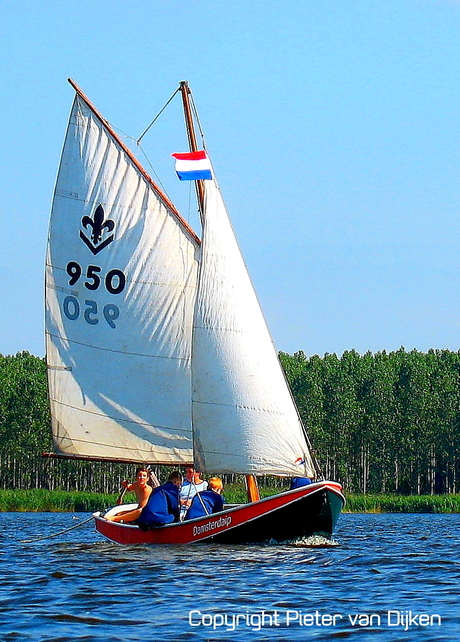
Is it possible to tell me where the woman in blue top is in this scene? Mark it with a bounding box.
[185,477,224,520]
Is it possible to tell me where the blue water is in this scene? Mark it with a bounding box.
[0,512,459,641]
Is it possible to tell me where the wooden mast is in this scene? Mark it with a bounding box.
[179,81,260,503]
[179,81,205,221]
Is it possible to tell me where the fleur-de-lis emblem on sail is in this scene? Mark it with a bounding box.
[80,205,115,255]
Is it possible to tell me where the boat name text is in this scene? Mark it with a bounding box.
[193,516,231,536]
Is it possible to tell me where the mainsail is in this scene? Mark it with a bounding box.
[45,91,199,464]
[191,178,315,477]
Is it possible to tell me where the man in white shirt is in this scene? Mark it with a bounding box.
[180,467,208,519]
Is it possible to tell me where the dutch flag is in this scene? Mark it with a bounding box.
[172,150,213,181]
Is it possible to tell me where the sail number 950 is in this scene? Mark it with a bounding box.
[62,262,126,329]
[66,262,126,294]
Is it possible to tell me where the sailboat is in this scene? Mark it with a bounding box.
[45,79,345,545]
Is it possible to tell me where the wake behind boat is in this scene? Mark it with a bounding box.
[45,80,344,544]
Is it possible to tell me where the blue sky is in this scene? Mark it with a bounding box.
[2,0,460,358]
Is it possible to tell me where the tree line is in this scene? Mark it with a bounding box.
[1,348,460,494]
[280,348,460,494]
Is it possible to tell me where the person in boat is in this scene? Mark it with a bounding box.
[184,477,224,520]
[136,470,183,529]
[113,467,153,520]
[104,471,183,528]
[180,466,208,518]
[117,467,158,505]
[289,477,312,490]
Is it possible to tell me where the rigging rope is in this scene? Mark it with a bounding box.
[20,514,95,544]
[136,143,171,197]
[130,83,206,225]
[182,480,210,517]
[136,87,180,146]
[188,89,207,149]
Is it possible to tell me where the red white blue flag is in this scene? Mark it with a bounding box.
[172,150,212,181]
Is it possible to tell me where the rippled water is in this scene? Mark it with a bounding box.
[1,512,459,641]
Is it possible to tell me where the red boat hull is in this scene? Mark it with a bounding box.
[94,481,345,545]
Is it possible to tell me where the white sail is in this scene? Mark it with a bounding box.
[45,94,199,464]
[191,178,315,477]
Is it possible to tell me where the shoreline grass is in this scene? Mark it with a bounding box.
[0,489,119,513]
[343,493,460,513]
[1,487,460,513]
